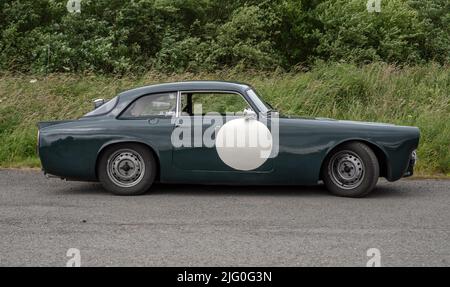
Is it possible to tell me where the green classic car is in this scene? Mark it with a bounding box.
[38,81,419,197]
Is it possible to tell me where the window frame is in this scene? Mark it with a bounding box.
[117,89,259,120]
[177,90,256,117]
[118,92,179,120]
[245,88,269,114]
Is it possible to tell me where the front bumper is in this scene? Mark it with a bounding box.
[403,150,417,177]
[36,129,40,157]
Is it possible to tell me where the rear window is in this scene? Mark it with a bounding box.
[84,97,118,117]
[120,93,177,118]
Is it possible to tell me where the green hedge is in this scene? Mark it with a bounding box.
[0,0,448,74]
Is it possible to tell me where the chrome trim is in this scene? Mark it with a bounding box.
[93,98,105,109]
[176,91,181,117]
[411,150,417,164]
[36,129,40,156]
[44,172,65,180]
[177,90,254,117]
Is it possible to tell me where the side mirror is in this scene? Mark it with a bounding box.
[243,108,257,121]
[93,98,105,109]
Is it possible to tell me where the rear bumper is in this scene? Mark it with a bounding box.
[43,171,63,179]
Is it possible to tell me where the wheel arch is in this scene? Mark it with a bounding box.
[95,140,161,181]
[319,139,389,179]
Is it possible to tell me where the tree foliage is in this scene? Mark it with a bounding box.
[0,0,448,74]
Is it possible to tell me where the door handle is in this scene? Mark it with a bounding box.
[148,118,159,125]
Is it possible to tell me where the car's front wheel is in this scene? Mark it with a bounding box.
[322,142,379,198]
[98,143,156,195]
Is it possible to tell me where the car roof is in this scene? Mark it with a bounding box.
[118,81,252,99]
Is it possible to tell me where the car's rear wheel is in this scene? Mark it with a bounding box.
[98,143,156,195]
[322,142,379,198]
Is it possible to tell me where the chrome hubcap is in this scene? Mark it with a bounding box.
[107,149,145,188]
[329,151,364,189]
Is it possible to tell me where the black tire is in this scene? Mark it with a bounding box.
[322,142,379,198]
[98,143,156,195]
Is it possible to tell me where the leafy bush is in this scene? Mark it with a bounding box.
[408,0,450,63]
[313,0,425,64]
[0,0,448,73]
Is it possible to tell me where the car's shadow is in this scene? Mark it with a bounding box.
[150,183,330,197]
[59,181,406,198]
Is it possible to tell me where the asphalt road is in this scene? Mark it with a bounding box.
[0,169,448,267]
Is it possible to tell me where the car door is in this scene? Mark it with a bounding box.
[171,91,273,172]
[118,92,177,173]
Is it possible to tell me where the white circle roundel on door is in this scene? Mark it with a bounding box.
[215,118,273,171]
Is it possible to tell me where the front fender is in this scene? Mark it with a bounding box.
[320,137,391,180]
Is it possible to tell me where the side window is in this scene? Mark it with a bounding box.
[180,92,250,116]
[121,93,177,118]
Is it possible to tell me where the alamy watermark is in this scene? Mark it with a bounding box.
[170,108,279,156]
[367,0,381,13]
[366,248,381,267]
[66,248,81,267]
[67,0,81,13]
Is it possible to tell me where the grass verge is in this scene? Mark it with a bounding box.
[0,62,449,176]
